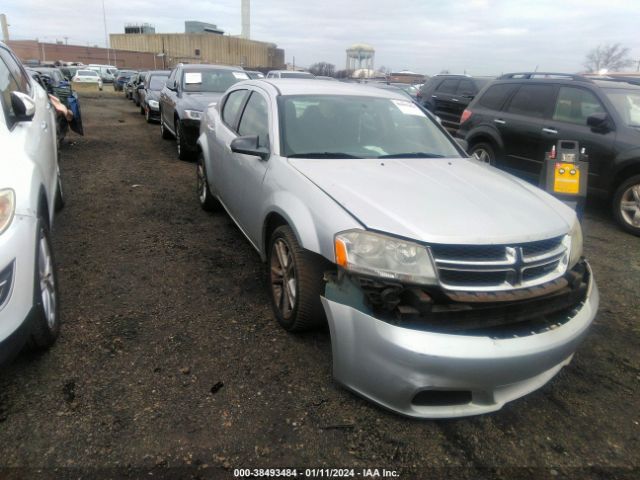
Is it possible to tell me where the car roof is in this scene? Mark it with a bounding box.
[146,70,171,75]
[180,63,244,71]
[243,78,412,100]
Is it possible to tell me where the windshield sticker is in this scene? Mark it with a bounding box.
[232,72,250,80]
[391,99,425,116]
[184,72,203,84]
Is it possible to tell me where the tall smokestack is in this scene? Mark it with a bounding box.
[241,0,250,39]
[0,14,9,42]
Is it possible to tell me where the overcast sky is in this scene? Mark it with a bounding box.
[2,0,639,75]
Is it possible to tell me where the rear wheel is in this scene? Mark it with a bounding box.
[54,165,65,212]
[268,226,327,332]
[470,142,496,166]
[28,219,60,350]
[613,174,640,236]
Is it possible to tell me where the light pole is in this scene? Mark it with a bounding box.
[102,0,110,65]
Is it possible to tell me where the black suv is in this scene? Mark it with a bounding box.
[419,74,492,131]
[458,73,640,236]
[159,63,249,160]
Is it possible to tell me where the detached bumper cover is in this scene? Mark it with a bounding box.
[321,268,598,418]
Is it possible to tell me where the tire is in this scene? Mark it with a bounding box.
[176,120,193,161]
[27,219,60,350]
[196,153,220,211]
[612,174,640,236]
[267,225,327,332]
[54,165,65,212]
[145,107,152,123]
[140,104,145,115]
[469,142,496,166]
[160,115,172,140]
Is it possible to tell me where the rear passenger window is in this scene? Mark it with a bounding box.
[552,87,605,125]
[238,92,269,147]
[457,80,475,95]
[479,84,518,111]
[222,89,248,129]
[506,85,556,118]
[437,79,459,94]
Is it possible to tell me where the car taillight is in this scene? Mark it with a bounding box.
[460,109,472,124]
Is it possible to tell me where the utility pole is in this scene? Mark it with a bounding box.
[64,36,68,45]
[102,0,110,65]
[0,14,9,42]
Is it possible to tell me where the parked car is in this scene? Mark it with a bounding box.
[245,70,265,79]
[72,69,103,90]
[131,72,148,106]
[26,68,72,146]
[59,65,82,81]
[0,41,63,364]
[87,64,117,83]
[139,70,170,123]
[159,63,249,160]
[419,74,492,132]
[195,79,598,418]
[266,70,315,79]
[125,72,139,99]
[113,70,136,91]
[458,72,640,236]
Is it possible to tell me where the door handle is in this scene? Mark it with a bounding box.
[494,119,506,125]
[431,95,438,99]
[40,121,48,131]
[542,128,558,134]
[451,98,459,102]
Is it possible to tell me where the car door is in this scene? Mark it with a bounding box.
[209,89,250,207]
[497,83,557,178]
[542,86,615,190]
[0,47,57,210]
[431,78,460,126]
[223,89,271,245]
[160,68,178,129]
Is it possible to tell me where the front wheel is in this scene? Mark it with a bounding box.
[613,174,640,236]
[268,226,327,332]
[176,120,193,161]
[196,153,220,211]
[160,114,172,139]
[54,165,65,212]
[469,142,496,166]
[27,219,60,350]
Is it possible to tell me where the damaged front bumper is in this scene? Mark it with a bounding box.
[321,262,598,418]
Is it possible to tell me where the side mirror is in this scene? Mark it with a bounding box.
[587,112,610,132]
[455,138,469,152]
[230,135,269,159]
[11,91,36,122]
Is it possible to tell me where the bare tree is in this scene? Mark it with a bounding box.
[584,43,633,72]
[309,61,336,77]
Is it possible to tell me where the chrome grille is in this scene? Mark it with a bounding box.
[431,236,568,291]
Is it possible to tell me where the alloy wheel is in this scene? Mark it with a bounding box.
[197,160,207,204]
[176,123,181,156]
[38,231,57,329]
[619,183,640,228]
[473,148,492,164]
[270,239,297,319]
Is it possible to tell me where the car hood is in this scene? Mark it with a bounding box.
[289,157,576,245]
[180,92,223,111]
[146,90,161,102]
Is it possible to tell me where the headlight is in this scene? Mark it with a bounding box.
[148,99,159,109]
[0,189,16,235]
[334,230,438,285]
[184,110,202,120]
[567,219,583,268]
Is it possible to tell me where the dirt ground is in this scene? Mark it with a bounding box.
[0,92,638,480]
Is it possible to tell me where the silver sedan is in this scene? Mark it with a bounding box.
[196,79,598,418]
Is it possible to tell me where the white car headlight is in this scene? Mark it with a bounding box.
[148,99,159,109]
[567,219,583,268]
[184,110,202,120]
[0,189,16,235]
[334,230,438,285]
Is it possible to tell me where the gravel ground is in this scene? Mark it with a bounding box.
[0,92,638,480]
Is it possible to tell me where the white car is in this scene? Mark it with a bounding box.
[73,69,103,90]
[0,41,63,364]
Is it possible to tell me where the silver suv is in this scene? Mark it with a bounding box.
[196,79,599,418]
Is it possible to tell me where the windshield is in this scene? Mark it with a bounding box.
[182,69,249,92]
[77,70,98,77]
[149,75,168,90]
[605,88,640,127]
[279,95,461,159]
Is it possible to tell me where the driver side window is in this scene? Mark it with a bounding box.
[238,92,269,148]
[0,54,22,126]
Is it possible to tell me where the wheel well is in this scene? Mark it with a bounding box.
[611,162,640,195]
[467,134,498,152]
[38,188,50,229]
[263,212,288,254]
